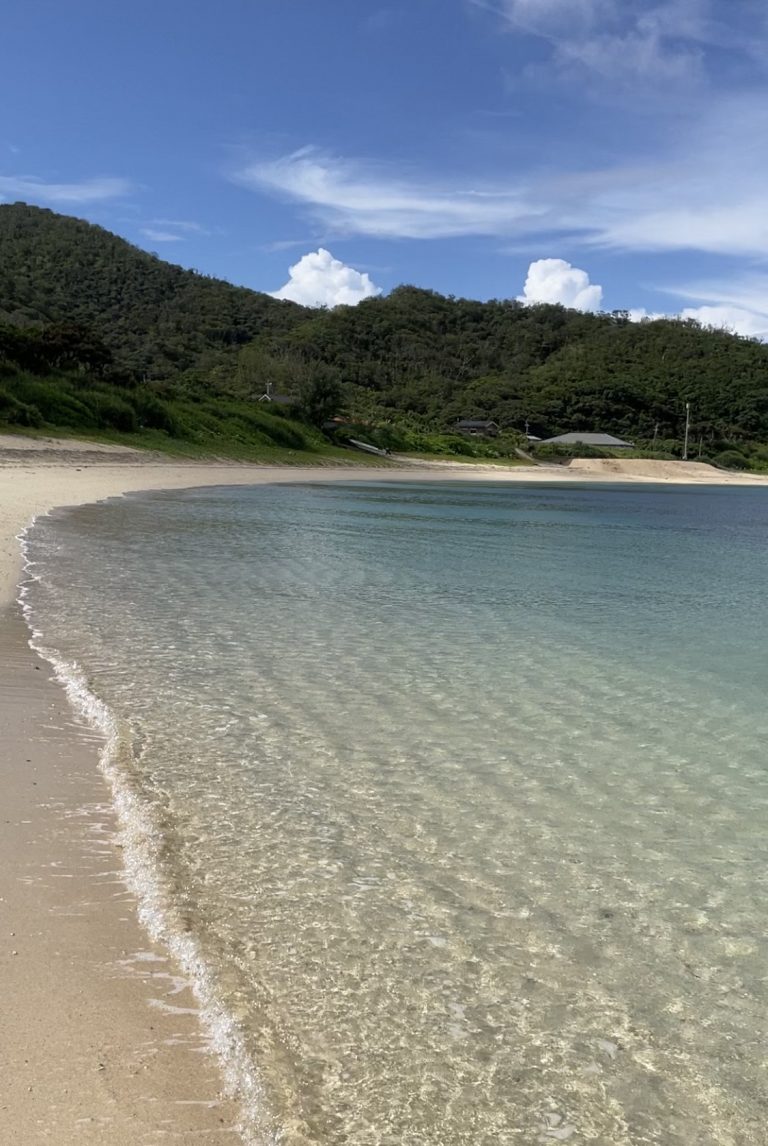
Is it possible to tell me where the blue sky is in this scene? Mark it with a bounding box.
[3,0,768,334]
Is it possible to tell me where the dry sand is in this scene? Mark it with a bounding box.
[1,437,767,1143]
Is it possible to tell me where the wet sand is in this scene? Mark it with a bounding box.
[0,611,242,1143]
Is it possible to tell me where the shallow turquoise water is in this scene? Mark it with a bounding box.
[24,481,768,1144]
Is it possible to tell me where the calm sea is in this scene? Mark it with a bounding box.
[22,481,768,1145]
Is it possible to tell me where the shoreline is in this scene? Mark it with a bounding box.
[0,608,243,1143]
[2,451,768,1142]
[3,453,767,609]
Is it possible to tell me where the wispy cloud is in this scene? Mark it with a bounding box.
[139,227,185,243]
[150,218,209,234]
[582,98,768,257]
[0,174,133,204]
[234,147,546,240]
[261,237,320,253]
[234,91,768,260]
[138,219,212,244]
[471,0,752,87]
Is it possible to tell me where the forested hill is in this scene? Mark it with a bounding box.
[251,286,768,442]
[0,202,308,379]
[2,202,768,449]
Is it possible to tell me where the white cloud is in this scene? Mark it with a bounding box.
[679,305,768,339]
[235,148,543,240]
[233,87,768,261]
[0,174,132,204]
[629,276,768,339]
[138,219,211,243]
[628,308,667,323]
[519,258,603,310]
[476,0,732,85]
[516,262,768,339]
[150,218,206,233]
[270,248,382,308]
[140,227,184,242]
[647,275,768,338]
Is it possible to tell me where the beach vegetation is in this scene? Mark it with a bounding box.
[713,449,751,470]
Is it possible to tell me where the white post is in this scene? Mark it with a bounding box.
[682,402,691,460]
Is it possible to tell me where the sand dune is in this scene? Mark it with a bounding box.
[566,457,755,481]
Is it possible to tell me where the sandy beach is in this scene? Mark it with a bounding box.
[2,436,768,1143]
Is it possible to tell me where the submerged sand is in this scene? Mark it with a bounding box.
[1,437,767,1143]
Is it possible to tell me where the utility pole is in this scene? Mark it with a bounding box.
[682,402,691,460]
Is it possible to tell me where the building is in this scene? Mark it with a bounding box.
[258,382,295,406]
[539,432,633,448]
[455,419,500,438]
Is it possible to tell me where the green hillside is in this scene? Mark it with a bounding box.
[0,202,307,381]
[1,202,768,466]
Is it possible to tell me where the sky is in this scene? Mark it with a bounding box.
[3,0,768,335]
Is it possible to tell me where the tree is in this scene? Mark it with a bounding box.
[298,367,344,427]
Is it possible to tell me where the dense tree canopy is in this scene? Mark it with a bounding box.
[1,202,768,456]
[0,202,307,381]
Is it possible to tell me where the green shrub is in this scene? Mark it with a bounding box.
[0,388,43,427]
[132,390,180,435]
[714,449,751,470]
[9,375,93,427]
[84,392,139,432]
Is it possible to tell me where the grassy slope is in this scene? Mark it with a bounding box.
[0,421,394,465]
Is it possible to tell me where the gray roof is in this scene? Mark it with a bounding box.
[456,419,499,428]
[541,432,633,447]
[258,392,295,405]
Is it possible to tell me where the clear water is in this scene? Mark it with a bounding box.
[23,481,768,1145]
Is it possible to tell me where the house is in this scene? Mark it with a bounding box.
[258,382,295,406]
[455,419,500,438]
[539,432,634,449]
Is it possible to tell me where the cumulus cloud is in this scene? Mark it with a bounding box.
[271,248,381,308]
[630,278,768,339]
[639,275,768,338]
[0,174,132,204]
[517,262,768,339]
[679,305,768,339]
[628,308,667,323]
[519,258,603,310]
